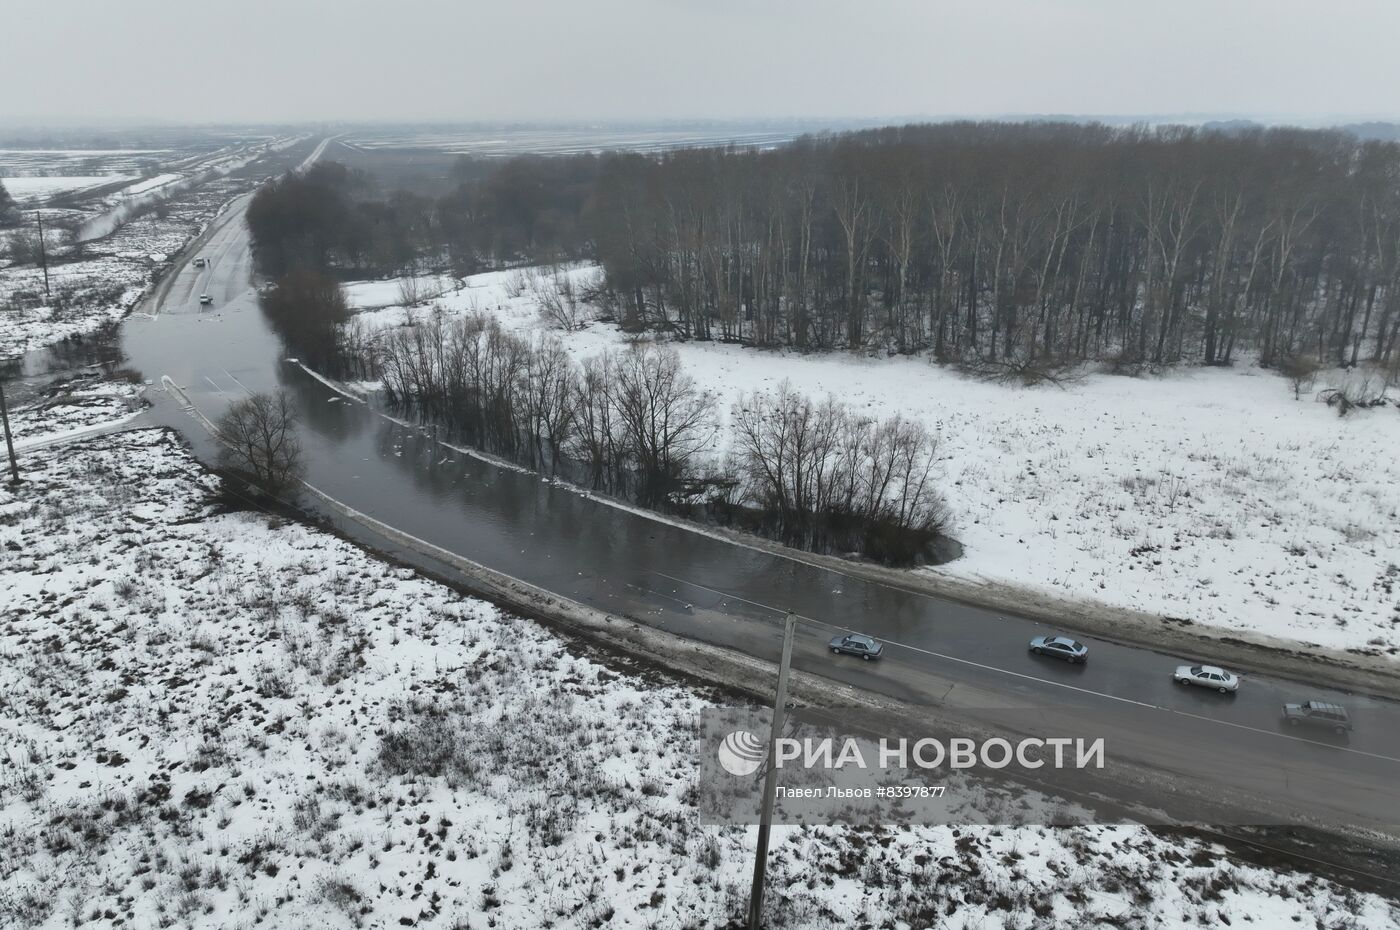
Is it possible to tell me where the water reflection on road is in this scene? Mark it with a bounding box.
[6,196,1400,831]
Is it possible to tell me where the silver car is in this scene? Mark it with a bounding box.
[1029,635,1088,664]
[1173,664,1239,694]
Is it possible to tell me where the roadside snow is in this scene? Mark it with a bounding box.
[352,265,1400,656]
[1,417,1396,929]
[8,377,147,450]
[115,172,183,197]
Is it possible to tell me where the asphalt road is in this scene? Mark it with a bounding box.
[120,185,1400,835]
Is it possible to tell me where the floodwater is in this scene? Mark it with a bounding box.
[8,175,1400,832]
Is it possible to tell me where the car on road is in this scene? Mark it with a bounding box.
[193,257,207,268]
[1282,700,1351,734]
[829,633,883,661]
[198,294,213,306]
[1028,634,1088,664]
[1173,664,1239,693]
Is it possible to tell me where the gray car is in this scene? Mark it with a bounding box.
[1282,700,1351,734]
[1029,635,1088,664]
[1173,664,1239,694]
[829,633,883,661]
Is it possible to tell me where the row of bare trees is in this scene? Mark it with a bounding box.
[732,384,950,560]
[368,318,949,561]
[373,314,714,505]
[578,122,1400,373]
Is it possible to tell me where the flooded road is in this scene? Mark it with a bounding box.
[9,183,1400,830]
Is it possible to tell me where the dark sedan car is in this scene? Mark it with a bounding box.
[829,633,883,660]
[1028,635,1088,664]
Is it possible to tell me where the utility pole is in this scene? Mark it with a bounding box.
[747,610,797,930]
[35,211,51,303]
[0,379,19,484]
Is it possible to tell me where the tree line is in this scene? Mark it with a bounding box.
[580,122,1400,373]
[247,123,1400,377]
[244,157,595,281]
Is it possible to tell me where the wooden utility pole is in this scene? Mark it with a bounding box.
[0,379,19,483]
[747,610,797,930]
[35,211,51,303]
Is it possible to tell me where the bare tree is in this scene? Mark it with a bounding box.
[397,275,423,309]
[610,345,715,505]
[571,352,621,490]
[535,272,586,331]
[731,383,949,561]
[519,334,578,472]
[216,391,305,495]
[1278,354,1321,400]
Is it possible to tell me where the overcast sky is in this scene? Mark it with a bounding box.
[4,0,1398,125]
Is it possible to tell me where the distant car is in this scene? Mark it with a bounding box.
[1282,700,1351,734]
[829,633,883,661]
[193,257,207,268]
[1029,635,1088,664]
[198,294,213,306]
[1173,664,1239,694]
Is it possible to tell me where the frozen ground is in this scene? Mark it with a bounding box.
[349,266,1400,657]
[0,176,133,203]
[0,149,172,179]
[1,408,1396,929]
[344,273,461,310]
[7,376,146,449]
[0,257,152,357]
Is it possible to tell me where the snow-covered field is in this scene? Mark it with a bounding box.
[0,257,152,357]
[0,176,132,203]
[344,274,460,311]
[1,407,1396,929]
[0,149,171,178]
[7,376,146,449]
[348,266,1400,657]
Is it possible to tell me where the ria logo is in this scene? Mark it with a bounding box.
[717,730,766,776]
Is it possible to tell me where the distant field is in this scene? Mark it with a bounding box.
[320,140,466,195]
[0,175,134,203]
[337,123,832,155]
[326,121,870,195]
[0,149,172,179]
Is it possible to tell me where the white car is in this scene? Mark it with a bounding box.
[1173,664,1239,694]
[198,294,213,306]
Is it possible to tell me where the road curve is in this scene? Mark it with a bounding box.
[119,186,1400,838]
